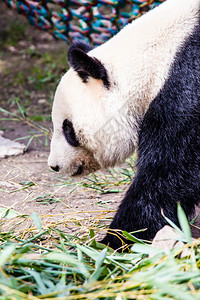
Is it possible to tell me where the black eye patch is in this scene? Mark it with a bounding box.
[62,119,80,147]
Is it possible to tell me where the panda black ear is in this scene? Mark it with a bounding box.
[68,40,94,54]
[68,41,110,89]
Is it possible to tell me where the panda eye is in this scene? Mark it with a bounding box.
[62,119,80,147]
[65,126,72,134]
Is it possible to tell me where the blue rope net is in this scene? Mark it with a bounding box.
[2,0,165,45]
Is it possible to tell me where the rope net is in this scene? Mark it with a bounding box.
[2,0,165,45]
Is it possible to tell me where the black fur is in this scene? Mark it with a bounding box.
[102,25,200,250]
[68,40,95,54]
[62,119,80,147]
[68,41,110,88]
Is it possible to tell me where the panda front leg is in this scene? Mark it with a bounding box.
[101,173,176,250]
[102,96,200,250]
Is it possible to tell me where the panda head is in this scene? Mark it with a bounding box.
[48,41,139,176]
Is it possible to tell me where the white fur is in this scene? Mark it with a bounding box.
[48,0,199,175]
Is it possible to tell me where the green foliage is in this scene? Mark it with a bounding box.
[0,103,51,149]
[13,72,26,85]
[0,21,26,48]
[82,159,137,194]
[28,64,58,90]
[53,156,137,203]
[25,51,68,91]
[0,205,199,299]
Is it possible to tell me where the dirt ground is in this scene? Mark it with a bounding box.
[0,4,122,238]
[0,3,199,240]
[0,144,122,235]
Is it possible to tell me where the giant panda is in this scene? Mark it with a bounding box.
[48,0,200,250]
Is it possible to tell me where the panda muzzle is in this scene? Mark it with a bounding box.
[71,164,83,176]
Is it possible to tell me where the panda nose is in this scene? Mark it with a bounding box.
[50,165,60,172]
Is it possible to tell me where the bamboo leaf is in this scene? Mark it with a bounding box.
[88,267,105,283]
[76,245,99,261]
[46,252,90,278]
[122,231,145,244]
[32,212,42,231]
[95,248,107,269]
[0,244,16,266]
[177,203,192,245]
[131,244,163,256]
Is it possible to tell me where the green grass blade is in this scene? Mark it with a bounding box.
[0,244,16,267]
[177,203,192,245]
[122,231,145,244]
[95,248,107,269]
[32,211,42,231]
